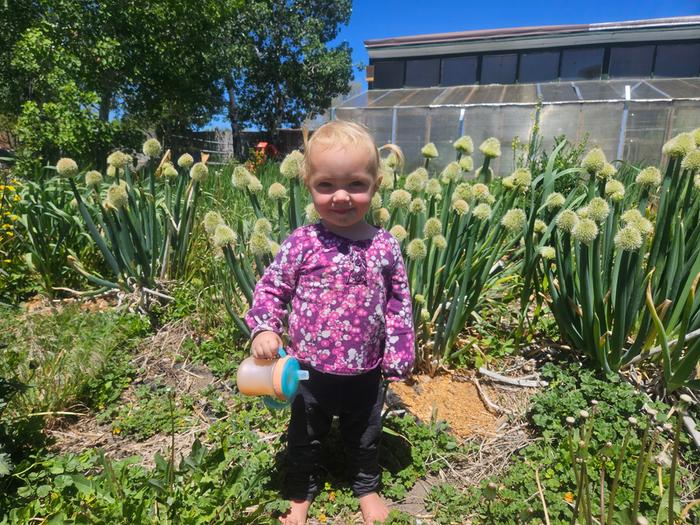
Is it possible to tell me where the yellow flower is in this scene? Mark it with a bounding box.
[328,491,335,502]
[564,492,575,503]
[113,427,121,435]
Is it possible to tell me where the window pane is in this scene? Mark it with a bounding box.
[518,51,560,83]
[372,60,404,89]
[654,43,700,77]
[560,48,604,80]
[609,45,654,77]
[441,56,478,86]
[405,58,440,87]
[481,54,517,84]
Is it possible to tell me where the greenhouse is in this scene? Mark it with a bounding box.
[331,77,700,172]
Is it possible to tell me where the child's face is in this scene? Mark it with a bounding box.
[306,145,377,230]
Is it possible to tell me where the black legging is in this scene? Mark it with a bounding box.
[285,364,384,500]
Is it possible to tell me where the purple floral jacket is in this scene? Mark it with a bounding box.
[245,222,414,380]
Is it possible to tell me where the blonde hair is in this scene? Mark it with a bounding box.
[301,121,376,181]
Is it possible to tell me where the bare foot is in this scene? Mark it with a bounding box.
[358,492,389,525]
[278,499,311,525]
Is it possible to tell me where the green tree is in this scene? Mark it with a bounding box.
[0,0,242,170]
[222,0,353,150]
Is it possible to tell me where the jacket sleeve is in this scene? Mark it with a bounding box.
[245,229,304,339]
[381,236,415,380]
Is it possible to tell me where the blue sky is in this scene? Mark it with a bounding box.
[336,0,700,84]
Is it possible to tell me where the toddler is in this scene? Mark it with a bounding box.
[245,120,415,525]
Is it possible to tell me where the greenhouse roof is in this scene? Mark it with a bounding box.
[333,78,700,109]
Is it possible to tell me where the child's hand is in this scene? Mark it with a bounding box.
[251,330,283,359]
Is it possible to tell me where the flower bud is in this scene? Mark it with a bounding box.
[421,142,439,159]
[663,132,695,158]
[556,210,579,233]
[635,166,661,188]
[56,158,78,178]
[253,218,272,236]
[605,179,625,201]
[305,203,320,222]
[268,182,287,200]
[390,225,407,242]
[203,211,224,236]
[405,168,428,192]
[472,183,491,202]
[545,192,566,211]
[190,162,208,181]
[213,224,236,248]
[374,207,390,226]
[389,189,411,210]
[177,153,194,169]
[572,218,598,245]
[681,149,700,172]
[85,170,103,188]
[539,246,556,260]
[106,182,129,209]
[433,235,447,250]
[426,178,443,198]
[581,148,606,174]
[614,225,643,252]
[249,232,272,256]
[453,135,474,154]
[453,183,472,201]
[247,175,263,193]
[587,197,610,223]
[407,238,427,260]
[107,151,128,169]
[142,138,162,158]
[280,150,304,179]
[512,168,532,191]
[452,199,469,215]
[424,218,442,238]
[409,198,426,215]
[440,162,460,183]
[473,203,491,221]
[479,137,501,159]
[458,155,474,173]
[501,209,527,233]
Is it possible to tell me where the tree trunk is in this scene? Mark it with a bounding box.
[99,91,111,122]
[224,74,243,159]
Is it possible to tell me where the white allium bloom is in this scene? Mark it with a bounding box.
[177,153,194,169]
[390,224,407,242]
[280,150,304,179]
[572,218,599,245]
[142,138,162,158]
[190,162,208,181]
[56,157,78,178]
[213,224,236,248]
[305,203,320,222]
[545,192,566,211]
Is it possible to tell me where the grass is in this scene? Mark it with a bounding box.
[0,304,149,418]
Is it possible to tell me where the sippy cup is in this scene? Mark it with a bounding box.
[236,348,309,409]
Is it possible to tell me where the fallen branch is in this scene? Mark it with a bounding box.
[472,377,506,415]
[478,367,548,388]
[624,327,700,367]
[683,415,700,449]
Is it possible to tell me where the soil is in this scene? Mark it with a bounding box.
[389,374,499,438]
